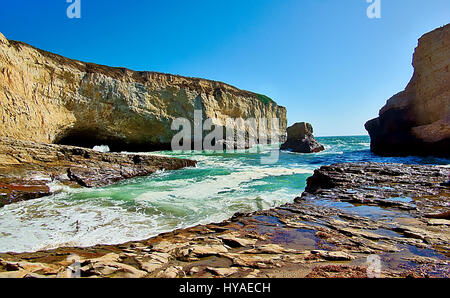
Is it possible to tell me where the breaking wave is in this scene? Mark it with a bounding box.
[0,135,448,253]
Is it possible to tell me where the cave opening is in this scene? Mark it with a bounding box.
[54,129,172,153]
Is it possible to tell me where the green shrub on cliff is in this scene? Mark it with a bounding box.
[255,93,275,105]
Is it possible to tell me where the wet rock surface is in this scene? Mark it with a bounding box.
[0,138,196,207]
[0,162,448,278]
[280,122,325,153]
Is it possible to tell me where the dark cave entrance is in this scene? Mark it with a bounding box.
[54,129,172,153]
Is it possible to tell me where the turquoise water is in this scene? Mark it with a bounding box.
[0,136,448,253]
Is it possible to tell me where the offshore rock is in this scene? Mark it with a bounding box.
[0,33,286,152]
[365,24,450,157]
[0,138,196,207]
[280,122,325,153]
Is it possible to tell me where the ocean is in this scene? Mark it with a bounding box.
[0,135,448,253]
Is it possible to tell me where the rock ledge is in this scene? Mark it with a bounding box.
[1,162,448,278]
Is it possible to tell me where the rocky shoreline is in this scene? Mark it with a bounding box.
[0,138,196,207]
[0,162,448,278]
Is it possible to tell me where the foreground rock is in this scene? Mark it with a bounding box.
[0,32,286,152]
[365,24,450,157]
[1,162,448,278]
[0,138,196,207]
[280,122,325,153]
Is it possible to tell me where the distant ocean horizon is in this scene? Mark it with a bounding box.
[0,135,448,253]
[315,134,369,138]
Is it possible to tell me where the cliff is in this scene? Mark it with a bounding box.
[365,24,450,157]
[0,33,287,151]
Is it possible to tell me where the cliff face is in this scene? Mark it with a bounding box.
[365,24,450,157]
[0,33,287,151]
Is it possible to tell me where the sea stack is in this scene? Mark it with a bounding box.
[280,122,325,153]
[365,24,450,157]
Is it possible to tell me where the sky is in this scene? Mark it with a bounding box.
[0,0,449,136]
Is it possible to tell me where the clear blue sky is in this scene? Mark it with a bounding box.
[1,1,449,136]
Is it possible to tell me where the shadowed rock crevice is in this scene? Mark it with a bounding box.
[54,128,172,152]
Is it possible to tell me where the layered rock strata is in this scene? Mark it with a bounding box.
[1,162,448,278]
[0,32,286,152]
[365,24,450,157]
[280,122,325,153]
[0,138,196,207]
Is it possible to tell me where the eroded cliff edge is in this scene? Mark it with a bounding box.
[0,32,287,151]
[365,24,449,157]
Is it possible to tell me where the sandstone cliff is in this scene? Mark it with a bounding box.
[365,24,450,157]
[0,33,287,151]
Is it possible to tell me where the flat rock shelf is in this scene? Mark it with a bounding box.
[0,162,449,278]
[0,138,197,207]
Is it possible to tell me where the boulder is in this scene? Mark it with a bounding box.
[280,122,325,153]
[365,24,450,157]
